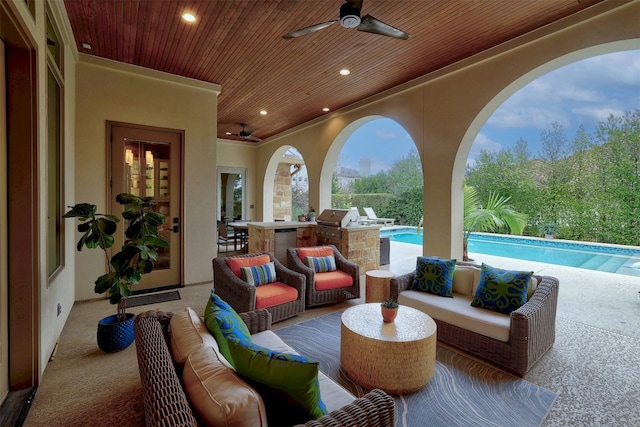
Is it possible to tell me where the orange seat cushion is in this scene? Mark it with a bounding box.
[314,271,353,291]
[226,255,271,278]
[255,282,298,309]
[297,246,333,263]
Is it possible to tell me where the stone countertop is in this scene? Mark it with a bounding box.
[246,221,382,231]
[246,221,315,229]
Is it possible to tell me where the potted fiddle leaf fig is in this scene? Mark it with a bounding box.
[64,193,168,352]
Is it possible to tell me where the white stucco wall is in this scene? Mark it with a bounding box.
[74,58,220,301]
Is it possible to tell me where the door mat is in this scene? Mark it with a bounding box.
[126,290,181,308]
[275,310,557,427]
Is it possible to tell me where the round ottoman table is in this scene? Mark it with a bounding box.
[340,303,437,394]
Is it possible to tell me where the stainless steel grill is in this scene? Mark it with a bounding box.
[315,209,359,245]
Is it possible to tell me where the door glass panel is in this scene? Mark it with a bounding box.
[124,140,171,270]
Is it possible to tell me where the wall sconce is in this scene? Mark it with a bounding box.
[125,149,133,165]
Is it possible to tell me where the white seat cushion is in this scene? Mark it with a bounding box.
[398,290,511,342]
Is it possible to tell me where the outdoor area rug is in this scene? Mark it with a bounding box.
[126,290,181,308]
[275,311,557,427]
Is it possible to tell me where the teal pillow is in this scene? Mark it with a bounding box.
[227,337,328,423]
[471,263,533,314]
[240,262,277,286]
[411,256,456,297]
[305,255,337,273]
[204,291,252,366]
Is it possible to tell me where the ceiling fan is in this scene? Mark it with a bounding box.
[228,123,262,142]
[282,0,410,40]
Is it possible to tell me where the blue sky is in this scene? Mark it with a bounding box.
[340,50,640,174]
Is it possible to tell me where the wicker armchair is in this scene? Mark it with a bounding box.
[287,244,360,308]
[213,252,305,323]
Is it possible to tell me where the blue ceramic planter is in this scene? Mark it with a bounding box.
[97,313,136,353]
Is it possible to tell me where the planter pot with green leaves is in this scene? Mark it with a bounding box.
[381,298,399,323]
[64,193,168,353]
[538,223,558,239]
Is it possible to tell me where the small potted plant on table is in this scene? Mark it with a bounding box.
[64,193,168,352]
[381,298,399,323]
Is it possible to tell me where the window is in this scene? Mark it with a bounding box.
[46,10,64,279]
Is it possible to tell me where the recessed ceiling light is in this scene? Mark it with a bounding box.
[260,110,268,115]
[225,132,232,135]
[322,107,330,112]
[339,69,350,76]
[81,42,92,50]
[182,13,196,22]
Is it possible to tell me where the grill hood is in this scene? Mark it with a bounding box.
[316,209,360,228]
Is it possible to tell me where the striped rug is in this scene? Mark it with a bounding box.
[275,310,556,427]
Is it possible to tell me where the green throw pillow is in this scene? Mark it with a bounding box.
[204,291,252,367]
[411,256,456,297]
[227,337,328,424]
[471,263,533,314]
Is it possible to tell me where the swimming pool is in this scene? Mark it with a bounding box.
[381,228,640,277]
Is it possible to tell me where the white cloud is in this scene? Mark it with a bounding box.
[469,133,502,158]
[373,128,397,140]
[485,50,640,133]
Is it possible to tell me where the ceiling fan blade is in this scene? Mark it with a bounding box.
[282,20,337,39]
[357,14,410,40]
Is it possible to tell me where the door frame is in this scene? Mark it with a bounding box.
[217,167,247,221]
[106,121,185,291]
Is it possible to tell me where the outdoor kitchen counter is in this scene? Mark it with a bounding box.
[246,222,382,271]
[246,221,316,229]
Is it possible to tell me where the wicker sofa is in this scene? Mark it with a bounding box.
[389,262,559,376]
[134,308,396,427]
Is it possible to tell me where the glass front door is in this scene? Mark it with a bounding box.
[111,123,182,292]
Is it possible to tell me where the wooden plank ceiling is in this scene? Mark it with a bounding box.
[63,0,604,142]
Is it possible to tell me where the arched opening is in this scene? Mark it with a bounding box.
[457,45,639,270]
[263,146,310,222]
[331,117,422,226]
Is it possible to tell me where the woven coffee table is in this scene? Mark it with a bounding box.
[340,303,437,394]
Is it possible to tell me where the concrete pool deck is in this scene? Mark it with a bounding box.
[383,240,640,340]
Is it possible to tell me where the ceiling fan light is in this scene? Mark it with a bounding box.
[340,15,360,28]
[339,2,361,28]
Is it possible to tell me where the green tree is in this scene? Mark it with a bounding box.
[353,172,388,193]
[386,148,422,196]
[592,111,640,245]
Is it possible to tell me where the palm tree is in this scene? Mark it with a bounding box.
[463,184,527,260]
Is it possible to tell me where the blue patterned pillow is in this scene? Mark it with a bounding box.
[204,291,251,366]
[471,263,533,314]
[240,262,277,286]
[305,255,336,273]
[411,256,456,297]
[227,336,328,423]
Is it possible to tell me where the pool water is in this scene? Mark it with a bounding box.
[382,228,640,277]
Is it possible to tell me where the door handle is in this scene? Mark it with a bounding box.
[172,225,180,233]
